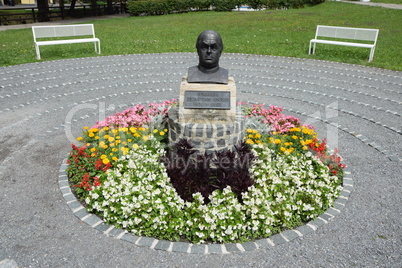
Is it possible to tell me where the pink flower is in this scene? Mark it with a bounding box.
[91,100,176,129]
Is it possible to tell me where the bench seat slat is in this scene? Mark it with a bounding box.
[35,38,100,46]
[310,39,375,49]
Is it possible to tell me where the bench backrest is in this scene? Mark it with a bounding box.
[315,25,379,43]
[32,24,96,41]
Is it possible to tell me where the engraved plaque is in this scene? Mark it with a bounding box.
[184,91,231,109]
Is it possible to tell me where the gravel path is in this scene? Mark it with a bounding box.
[0,53,401,267]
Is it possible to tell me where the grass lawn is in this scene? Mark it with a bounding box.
[0,2,401,70]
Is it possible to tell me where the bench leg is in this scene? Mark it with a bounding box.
[35,44,41,60]
[309,41,316,55]
[94,41,101,54]
[369,47,375,62]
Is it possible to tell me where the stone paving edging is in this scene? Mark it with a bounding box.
[58,158,353,254]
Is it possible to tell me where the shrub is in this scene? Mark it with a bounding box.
[213,0,237,11]
[127,0,317,16]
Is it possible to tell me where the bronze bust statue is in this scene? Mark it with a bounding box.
[187,30,229,84]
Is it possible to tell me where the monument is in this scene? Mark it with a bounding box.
[168,30,244,154]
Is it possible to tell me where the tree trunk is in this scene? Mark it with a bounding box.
[59,0,65,20]
[90,0,97,16]
[69,0,77,16]
[107,0,114,14]
[37,0,49,22]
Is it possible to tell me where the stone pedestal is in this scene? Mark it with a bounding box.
[167,76,244,154]
[167,107,244,154]
[178,76,237,124]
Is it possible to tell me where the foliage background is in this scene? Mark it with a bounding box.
[0,2,401,70]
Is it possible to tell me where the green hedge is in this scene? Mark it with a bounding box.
[127,0,322,16]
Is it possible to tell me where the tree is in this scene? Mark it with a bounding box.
[69,0,77,16]
[37,0,49,22]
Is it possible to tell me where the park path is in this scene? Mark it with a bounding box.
[341,0,402,9]
[0,53,401,267]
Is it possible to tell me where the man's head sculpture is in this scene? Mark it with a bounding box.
[196,30,224,71]
[187,30,229,84]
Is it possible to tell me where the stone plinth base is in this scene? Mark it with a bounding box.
[179,76,236,124]
[167,107,245,154]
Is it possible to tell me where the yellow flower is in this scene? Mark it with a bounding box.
[245,139,254,144]
[104,134,110,139]
[142,136,149,141]
[139,127,146,132]
[100,154,107,159]
[292,135,298,140]
[90,147,96,152]
[76,137,83,141]
[112,156,118,161]
[132,144,139,149]
[95,136,100,140]
[83,126,89,130]
[164,129,168,132]
[112,148,118,152]
[302,146,308,150]
[127,139,132,142]
[134,133,140,138]
[153,129,159,133]
[130,127,137,133]
[88,132,95,138]
[121,147,130,155]
[108,137,115,142]
[248,134,254,138]
[246,129,253,133]
[280,147,286,152]
[255,133,261,139]
[160,131,165,136]
[91,153,96,157]
[302,128,312,135]
[274,139,281,144]
[102,158,110,165]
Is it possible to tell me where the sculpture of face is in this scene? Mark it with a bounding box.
[196,30,223,70]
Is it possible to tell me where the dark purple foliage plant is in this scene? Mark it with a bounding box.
[162,139,256,204]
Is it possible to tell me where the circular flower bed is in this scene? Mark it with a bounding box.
[67,100,345,244]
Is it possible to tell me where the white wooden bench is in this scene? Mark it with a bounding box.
[32,24,101,60]
[309,25,379,62]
